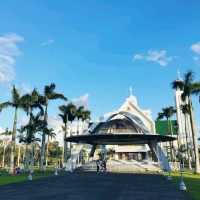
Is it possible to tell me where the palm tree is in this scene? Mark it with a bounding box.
[19,112,44,171]
[58,103,76,167]
[0,86,26,174]
[181,104,192,169]
[0,128,12,168]
[76,106,84,135]
[39,83,67,170]
[45,128,56,166]
[81,110,91,122]
[157,106,176,161]
[172,70,200,173]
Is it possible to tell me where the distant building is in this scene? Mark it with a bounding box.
[155,120,178,136]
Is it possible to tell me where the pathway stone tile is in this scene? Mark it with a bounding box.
[0,172,190,200]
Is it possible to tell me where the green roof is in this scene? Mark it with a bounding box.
[155,120,178,136]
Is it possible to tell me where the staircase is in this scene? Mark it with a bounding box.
[76,160,161,173]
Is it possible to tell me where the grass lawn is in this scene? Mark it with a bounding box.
[170,171,200,200]
[0,169,58,185]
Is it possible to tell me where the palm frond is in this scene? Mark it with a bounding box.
[190,82,200,95]
[184,70,194,85]
[171,80,184,90]
[49,92,67,101]
[157,112,164,120]
[12,85,21,105]
[44,83,56,96]
[0,101,13,111]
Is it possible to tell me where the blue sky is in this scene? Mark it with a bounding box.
[0,0,200,131]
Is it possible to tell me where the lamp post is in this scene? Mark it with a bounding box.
[179,159,187,191]
[54,166,58,176]
[28,169,33,181]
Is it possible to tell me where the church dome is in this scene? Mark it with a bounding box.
[91,111,149,135]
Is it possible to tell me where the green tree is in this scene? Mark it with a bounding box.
[0,128,12,168]
[58,103,76,166]
[157,106,176,161]
[0,86,26,174]
[19,112,44,171]
[172,70,200,173]
[45,128,56,166]
[39,83,67,170]
[181,104,192,169]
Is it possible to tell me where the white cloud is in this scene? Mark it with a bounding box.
[41,39,54,46]
[0,33,24,83]
[193,56,199,61]
[48,116,63,145]
[133,49,173,66]
[191,42,200,55]
[72,93,89,108]
[133,54,144,60]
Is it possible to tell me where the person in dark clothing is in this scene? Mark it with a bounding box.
[96,160,100,173]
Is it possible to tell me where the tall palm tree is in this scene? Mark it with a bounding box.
[157,106,176,135]
[0,128,12,168]
[45,128,56,166]
[172,70,200,173]
[81,110,91,122]
[181,104,192,169]
[58,103,76,166]
[157,106,176,161]
[39,83,67,170]
[76,106,84,135]
[0,86,25,174]
[19,112,44,171]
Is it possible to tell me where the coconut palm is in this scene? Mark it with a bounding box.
[81,110,91,122]
[45,128,56,166]
[157,106,176,161]
[0,86,26,174]
[76,106,84,134]
[19,112,44,171]
[0,128,12,168]
[58,103,76,166]
[76,107,91,134]
[181,104,192,169]
[39,83,67,170]
[157,106,176,135]
[172,70,200,173]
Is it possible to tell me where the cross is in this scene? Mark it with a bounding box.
[129,86,133,96]
[177,69,181,80]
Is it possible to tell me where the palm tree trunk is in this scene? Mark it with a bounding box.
[30,143,35,172]
[17,145,21,167]
[40,105,48,170]
[9,107,18,174]
[45,136,49,167]
[2,142,6,168]
[24,144,29,171]
[189,99,200,173]
[184,113,192,170]
[63,122,68,167]
[167,119,173,162]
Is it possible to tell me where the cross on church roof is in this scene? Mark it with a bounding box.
[129,86,133,96]
[177,69,181,80]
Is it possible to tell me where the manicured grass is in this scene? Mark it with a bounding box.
[170,171,200,200]
[0,169,56,185]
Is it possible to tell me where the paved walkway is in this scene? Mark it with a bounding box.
[0,172,190,200]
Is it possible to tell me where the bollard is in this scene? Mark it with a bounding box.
[28,173,32,181]
[179,179,187,191]
[54,168,58,176]
[179,160,187,191]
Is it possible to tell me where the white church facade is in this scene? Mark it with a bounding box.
[99,89,156,161]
